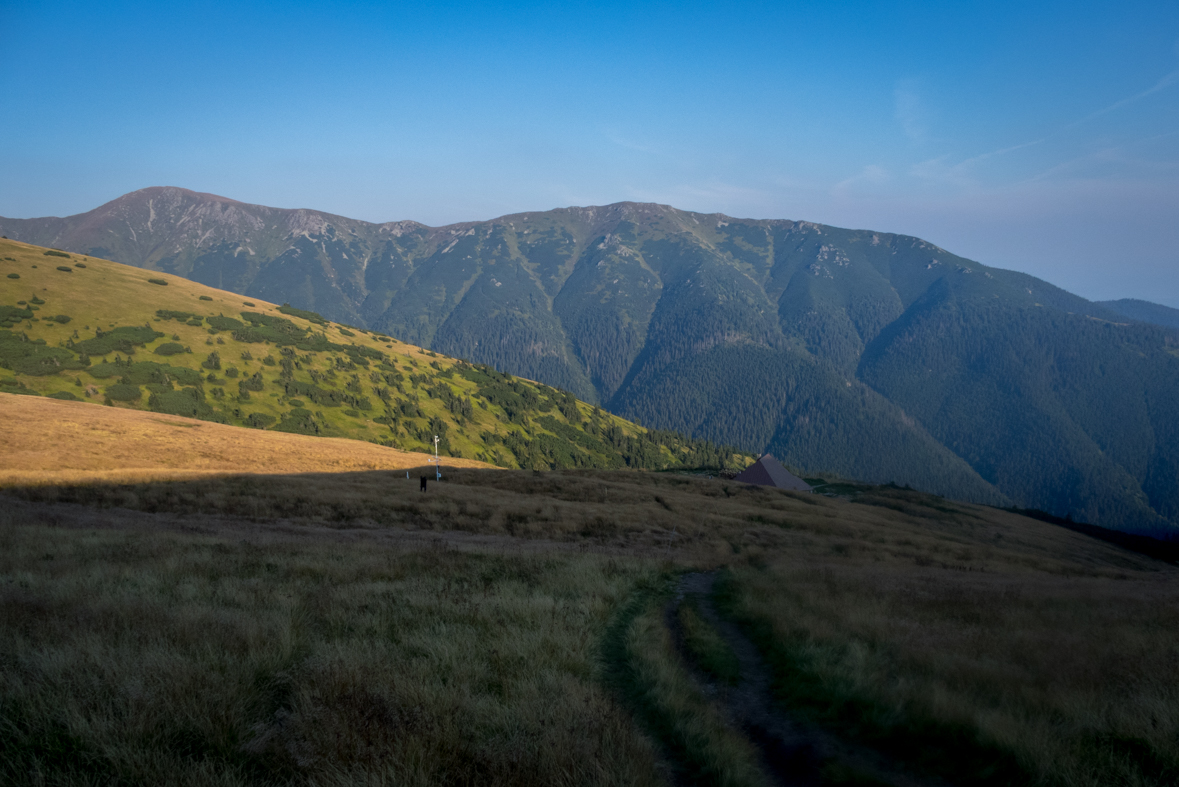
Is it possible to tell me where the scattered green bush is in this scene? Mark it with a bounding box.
[147,278,168,286]
[156,310,200,322]
[43,250,70,258]
[0,331,87,376]
[153,342,185,356]
[273,407,324,435]
[147,386,226,422]
[87,360,202,386]
[238,372,264,392]
[105,383,142,401]
[278,303,328,325]
[47,390,79,401]
[50,315,72,324]
[199,295,213,301]
[74,262,86,268]
[30,297,44,305]
[339,327,355,337]
[207,315,244,332]
[5,274,17,279]
[0,377,38,396]
[242,301,255,307]
[55,266,73,273]
[246,412,276,429]
[73,326,163,356]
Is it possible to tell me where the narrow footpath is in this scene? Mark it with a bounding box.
[666,571,948,787]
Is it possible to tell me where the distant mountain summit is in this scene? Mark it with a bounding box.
[5,189,1179,535]
[1098,299,1179,331]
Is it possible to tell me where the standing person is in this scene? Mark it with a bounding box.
[420,475,427,492]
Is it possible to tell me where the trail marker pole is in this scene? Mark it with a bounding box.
[428,435,441,480]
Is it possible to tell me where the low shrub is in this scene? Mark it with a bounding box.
[74,262,86,268]
[156,310,200,322]
[147,278,168,286]
[50,315,72,324]
[153,342,185,356]
[47,390,79,401]
[148,386,226,422]
[56,266,73,273]
[105,383,142,401]
[43,250,70,258]
[246,412,277,429]
[199,295,213,301]
[278,303,328,325]
[6,273,18,279]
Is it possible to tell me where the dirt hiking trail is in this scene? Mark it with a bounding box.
[667,571,949,787]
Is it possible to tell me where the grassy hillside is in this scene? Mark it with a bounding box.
[0,238,748,472]
[0,393,493,486]
[3,468,1177,786]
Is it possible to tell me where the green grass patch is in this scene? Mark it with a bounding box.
[677,599,741,686]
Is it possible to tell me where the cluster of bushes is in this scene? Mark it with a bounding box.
[0,331,87,376]
[105,383,141,402]
[72,326,163,356]
[155,310,201,322]
[87,359,202,387]
[153,342,186,356]
[277,303,328,325]
[0,305,34,328]
[273,407,326,435]
[147,387,226,423]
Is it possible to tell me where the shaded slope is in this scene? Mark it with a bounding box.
[859,281,1179,534]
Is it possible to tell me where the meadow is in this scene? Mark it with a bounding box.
[2,454,1176,786]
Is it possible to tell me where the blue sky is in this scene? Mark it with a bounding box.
[2,0,1177,306]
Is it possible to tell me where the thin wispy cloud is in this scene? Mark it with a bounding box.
[1067,69,1179,128]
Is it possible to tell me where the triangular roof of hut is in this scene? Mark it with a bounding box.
[732,454,812,491]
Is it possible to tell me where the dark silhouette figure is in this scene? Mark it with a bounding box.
[420,476,427,492]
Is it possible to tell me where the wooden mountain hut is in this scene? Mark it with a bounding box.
[732,454,812,492]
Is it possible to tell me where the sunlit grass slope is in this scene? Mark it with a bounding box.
[0,393,491,485]
[0,238,748,471]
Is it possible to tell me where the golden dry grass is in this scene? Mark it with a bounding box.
[0,392,492,486]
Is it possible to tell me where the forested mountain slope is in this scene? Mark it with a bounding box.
[1098,298,1179,331]
[5,188,1178,533]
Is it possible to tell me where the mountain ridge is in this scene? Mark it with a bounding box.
[5,188,1178,535]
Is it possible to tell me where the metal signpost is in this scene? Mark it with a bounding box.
[427,435,441,480]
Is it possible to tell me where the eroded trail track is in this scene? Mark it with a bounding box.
[666,571,948,787]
